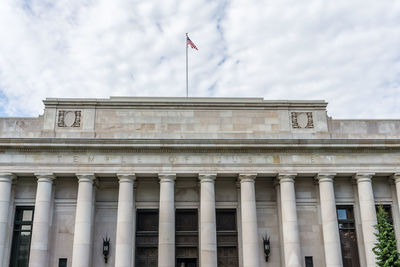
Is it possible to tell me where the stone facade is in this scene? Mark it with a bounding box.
[0,97,399,267]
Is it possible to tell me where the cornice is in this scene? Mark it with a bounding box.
[0,138,400,152]
[43,97,328,110]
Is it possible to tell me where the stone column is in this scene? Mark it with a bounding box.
[393,173,400,218]
[158,174,175,267]
[72,174,96,267]
[199,174,217,267]
[29,173,55,267]
[115,174,136,267]
[0,173,15,266]
[316,173,343,267]
[354,173,377,267]
[277,174,301,267]
[239,174,260,267]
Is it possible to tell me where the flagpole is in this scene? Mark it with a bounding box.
[186,33,188,98]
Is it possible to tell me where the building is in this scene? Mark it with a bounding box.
[0,97,399,267]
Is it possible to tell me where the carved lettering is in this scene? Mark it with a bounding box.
[88,155,95,163]
[168,155,177,163]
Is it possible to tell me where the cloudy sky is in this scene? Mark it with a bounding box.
[0,0,399,118]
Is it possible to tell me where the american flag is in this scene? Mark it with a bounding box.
[187,36,198,50]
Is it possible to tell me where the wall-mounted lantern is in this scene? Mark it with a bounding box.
[263,235,271,262]
[103,235,110,263]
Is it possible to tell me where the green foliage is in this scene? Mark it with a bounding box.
[373,205,400,267]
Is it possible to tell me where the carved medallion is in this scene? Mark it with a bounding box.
[291,112,314,128]
[57,111,81,127]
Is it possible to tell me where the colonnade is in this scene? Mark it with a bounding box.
[0,172,398,267]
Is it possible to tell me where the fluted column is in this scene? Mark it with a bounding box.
[277,174,301,267]
[0,173,15,266]
[316,173,343,267]
[239,174,260,267]
[115,174,136,267]
[354,173,377,267]
[158,174,175,267]
[199,174,217,267]
[29,173,55,267]
[71,174,96,267]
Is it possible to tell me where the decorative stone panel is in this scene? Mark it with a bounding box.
[291,112,314,128]
[57,111,81,127]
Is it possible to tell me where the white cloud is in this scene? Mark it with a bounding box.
[0,0,399,118]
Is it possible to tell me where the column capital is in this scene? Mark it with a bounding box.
[199,173,216,183]
[315,173,336,183]
[354,172,375,183]
[0,173,16,183]
[159,173,176,183]
[34,173,56,183]
[392,173,400,183]
[76,173,96,183]
[117,173,136,183]
[238,173,257,183]
[277,173,296,184]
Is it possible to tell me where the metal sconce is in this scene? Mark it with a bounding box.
[103,235,110,263]
[263,235,271,262]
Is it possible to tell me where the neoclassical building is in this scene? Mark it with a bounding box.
[0,97,399,267]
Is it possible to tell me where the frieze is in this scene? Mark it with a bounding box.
[0,152,399,167]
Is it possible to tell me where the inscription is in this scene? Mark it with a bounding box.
[0,153,391,167]
[23,153,280,165]
[88,156,95,163]
[168,155,177,163]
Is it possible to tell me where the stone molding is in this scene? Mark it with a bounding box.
[0,173,16,183]
[315,173,336,183]
[238,174,257,183]
[76,173,96,183]
[158,173,176,183]
[34,173,56,183]
[354,173,375,183]
[117,174,136,183]
[392,173,400,183]
[9,147,400,155]
[44,97,328,110]
[198,174,216,183]
[277,173,297,184]
[2,138,400,151]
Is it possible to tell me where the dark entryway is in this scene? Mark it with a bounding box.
[9,207,34,267]
[136,210,159,267]
[216,209,239,267]
[177,258,197,267]
[337,206,360,267]
[176,209,198,267]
